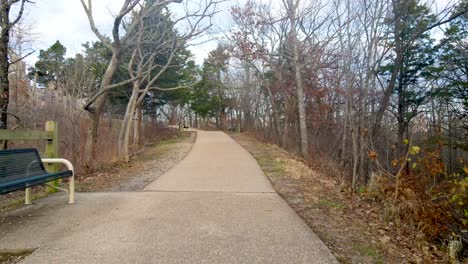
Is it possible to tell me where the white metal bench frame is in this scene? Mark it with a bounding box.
[24,158,75,205]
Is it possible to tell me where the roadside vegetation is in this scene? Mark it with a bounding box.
[232,133,461,263]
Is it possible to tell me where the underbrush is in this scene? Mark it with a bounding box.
[241,131,467,262]
[7,88,173,174]
[312,145,467,262]
[367,146,467,262]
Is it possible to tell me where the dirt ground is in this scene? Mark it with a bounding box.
[230,133,448,264]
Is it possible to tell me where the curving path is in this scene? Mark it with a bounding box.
[0,131,338,264]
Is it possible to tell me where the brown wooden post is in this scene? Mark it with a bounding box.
[44,121,59,193]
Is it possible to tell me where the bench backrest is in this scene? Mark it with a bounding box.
[0,148,47,184]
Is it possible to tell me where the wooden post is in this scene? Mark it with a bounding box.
[44,121,59,193]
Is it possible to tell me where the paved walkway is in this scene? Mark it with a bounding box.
[0,131,338,264]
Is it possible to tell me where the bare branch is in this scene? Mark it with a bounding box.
[83,75,142,111]
[9,0,33,28]
[148,83,194,92]
[79,0,113,50]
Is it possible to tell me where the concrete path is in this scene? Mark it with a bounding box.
[0,131,338,264]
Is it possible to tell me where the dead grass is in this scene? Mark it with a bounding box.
[7,87,175,174]
[76,131,195,192]
[231,132,445,264]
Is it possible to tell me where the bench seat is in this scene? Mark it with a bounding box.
[0,148,75,203]
[0,170,73,195]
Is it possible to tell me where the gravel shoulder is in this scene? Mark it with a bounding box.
[77,131,196,192]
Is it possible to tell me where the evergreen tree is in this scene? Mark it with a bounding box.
[434,0,468,117]
[190,45,230,128]
[28,40,67,87]
[379,0,437,146]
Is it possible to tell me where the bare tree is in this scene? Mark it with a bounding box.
[283,0,309,158]
[115,0,220,161]
[79,0,139,163]
[0,0,32,135]
[79,0,192,163]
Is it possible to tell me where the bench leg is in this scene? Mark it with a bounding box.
[69,176,75,204]
[41,158,75,204]
[25,188,32,205]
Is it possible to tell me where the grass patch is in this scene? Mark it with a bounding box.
[137,132,193,161]
[157,138,181,146]
[352,245,383,263]
[318,199,345,209]
[257,156,285,175]
[157,131,192,146]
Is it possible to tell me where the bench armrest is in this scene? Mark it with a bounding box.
[41,158,74,175]
[24,158,76,205]
[41,158,75,204]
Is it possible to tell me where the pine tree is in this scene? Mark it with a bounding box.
[379,0,437,150]
[28,40,67,87]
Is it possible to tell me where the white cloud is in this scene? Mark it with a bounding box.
[23,0,125,66]
[22,0,234,67]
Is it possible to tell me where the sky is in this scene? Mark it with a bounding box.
[21,0,237,67]
[20,0,453,68]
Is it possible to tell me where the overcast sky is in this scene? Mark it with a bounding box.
[21,0,453,68]
[21,0,236,67]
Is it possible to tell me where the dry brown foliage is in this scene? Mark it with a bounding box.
[7,84,167,173]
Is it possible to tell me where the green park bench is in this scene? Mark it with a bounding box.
[0,148,75,204]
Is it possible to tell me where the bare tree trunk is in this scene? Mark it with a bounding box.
[189,109,193,127]
[133,104,141,148]
[282,99,291,149]
[0,1,12,137]
[32,71,38,103]
[84,51,121,164]
[0,0,28,137]
[237,109,241,133]
[118,84,137,158]
[119,86,138,162]
[287,0,309,158]
[341,111,348,167]
[295,67,309,158]
[84,95,107,165]
[372,0,403,138]
[266,82,281,144]
[123,101,137,162]
[220,108,226,130]
[0,26,9,130]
